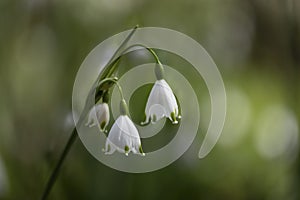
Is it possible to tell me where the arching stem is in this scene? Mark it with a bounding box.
[40,25,139,200]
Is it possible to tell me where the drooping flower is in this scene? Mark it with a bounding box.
[85,103,110,132]
[142,64,180,124]
[104,100,145,156]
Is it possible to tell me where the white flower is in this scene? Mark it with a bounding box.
[104,115,145,156]
[142,79,180,124]
[85,103,109,132]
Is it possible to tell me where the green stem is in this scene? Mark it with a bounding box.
[99,25,139,80]
[41,128,78,200]
[123,44,162,64]
[40,25,139,200]
[101,44,162,81]
[98,77,124,100]
[95,44,161,102]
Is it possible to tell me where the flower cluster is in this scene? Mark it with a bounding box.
[86,50,180,156]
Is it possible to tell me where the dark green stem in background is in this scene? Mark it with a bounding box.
[40,25,139,200]
[41,128,78,200]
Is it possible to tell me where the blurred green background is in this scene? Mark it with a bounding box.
[0,0,300,199]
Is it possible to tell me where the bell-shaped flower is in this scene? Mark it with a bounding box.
[142,64,180,124]
[85,103,109,132]
[143,80,179,124]
[104,100,145,156]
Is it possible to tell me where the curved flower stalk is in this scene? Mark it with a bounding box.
[104,100,145,156]
[85,103,110,132]
[142,63,180,124]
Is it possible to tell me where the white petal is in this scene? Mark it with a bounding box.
[86,103,110,131]
[148,104,166,123]
[144,79,179,123]
[158,80,178,112]
[95,104,109,123]
[105,115,143,155]
[85,106,97,127]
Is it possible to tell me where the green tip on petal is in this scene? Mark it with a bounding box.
[171,112,178,124]
[139,146,145,156]
[152,114,157,122]
[100,121,106,130]
[125,145,129,153]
